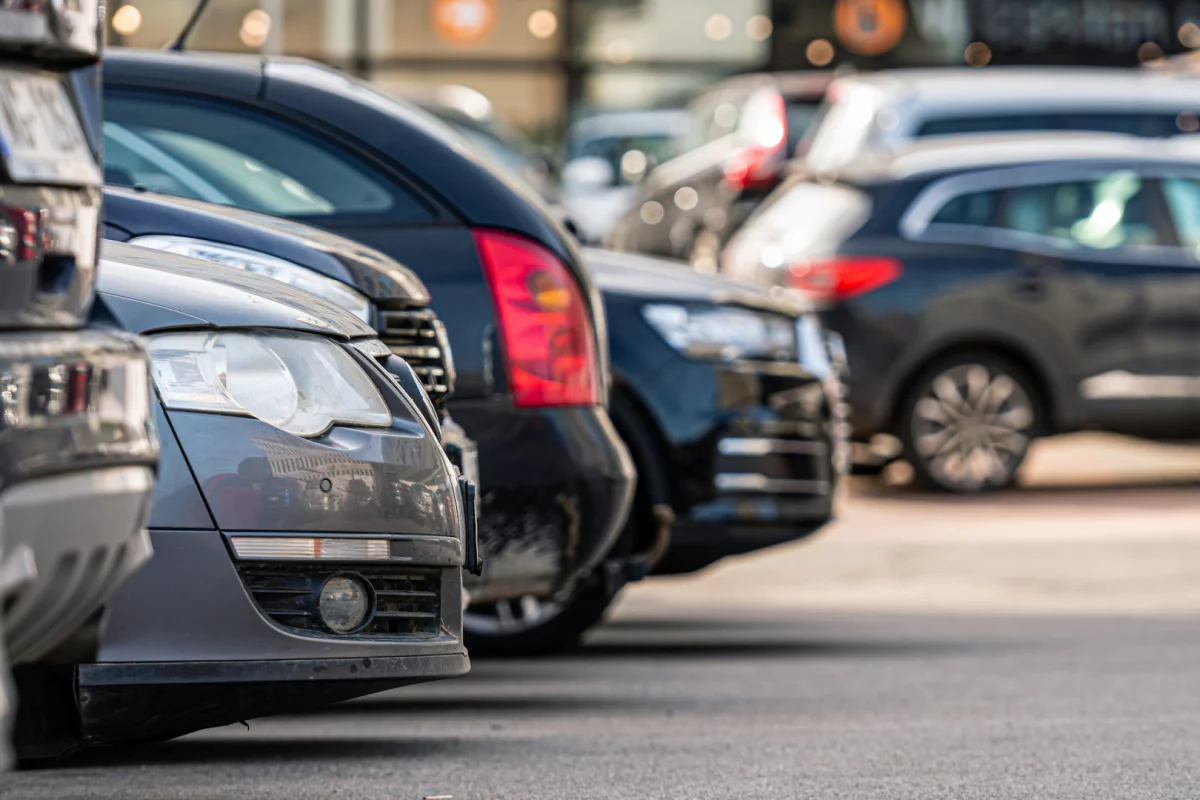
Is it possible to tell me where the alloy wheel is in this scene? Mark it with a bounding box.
[464,595,565,636]
[908,362,1035,492]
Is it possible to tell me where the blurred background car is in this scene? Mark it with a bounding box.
[723,133,1200,492]
[101,49,636,654]
[607,71,832,269]
[17,242,472,754]
[1,3,160,762]
[802,68,1200,173]
[589,248,845,575]
[559,109,689,244]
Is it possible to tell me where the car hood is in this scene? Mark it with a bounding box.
[102,188,431,305]
[583,248,810,317]
[97,241,377,339]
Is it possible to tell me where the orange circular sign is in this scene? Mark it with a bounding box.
[430,0,496,46]
[833,0,908,56]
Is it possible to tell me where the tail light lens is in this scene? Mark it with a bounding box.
[473,229,601,408]
[787,256,903,302]
[723,91,787,192]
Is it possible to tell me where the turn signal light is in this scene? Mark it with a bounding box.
[787,256,903,302]
[474,229,601,408]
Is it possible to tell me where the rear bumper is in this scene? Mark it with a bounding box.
[2,466,155,664]
[450,401,635,603]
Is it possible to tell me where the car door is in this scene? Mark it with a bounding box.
[988,167,1196,436]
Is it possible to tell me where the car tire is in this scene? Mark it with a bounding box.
[898,352,1042,493]
[463,585,618,656]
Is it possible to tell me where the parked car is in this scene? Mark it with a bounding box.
[101,49,635,653]
[559,109,689,244]
[15,241,474,754]
[607,72,831,270]
[395,83,558,202]
[587,248,845,576]
[0,1,158,760]
[723,133,1200,492]
[99,186,477,481]
[802,68,1200,174]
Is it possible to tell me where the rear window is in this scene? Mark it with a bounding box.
[724,178,871,281]
[104,93,433,222]
[917,112,1189,139]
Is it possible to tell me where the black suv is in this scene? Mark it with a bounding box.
[101,49,635,652]
[723,134,1200,492]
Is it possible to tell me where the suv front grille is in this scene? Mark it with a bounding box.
[237,565,441,638]
[378,309,453,403]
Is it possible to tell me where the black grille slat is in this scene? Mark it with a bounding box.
[237,565,441,638]
[379,309,453,402]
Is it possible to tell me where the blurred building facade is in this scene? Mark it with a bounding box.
[107,0,1200,135]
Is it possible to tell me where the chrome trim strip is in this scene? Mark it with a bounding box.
[717,437,828,457]
[714,472,831,495]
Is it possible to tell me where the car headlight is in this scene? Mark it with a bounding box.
[128,236,373,324]
[642,303,797,362]
[148,331,391,437]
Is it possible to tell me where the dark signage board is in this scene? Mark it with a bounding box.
[770,0,1200,69]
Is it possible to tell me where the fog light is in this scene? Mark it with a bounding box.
[318,575,371,633]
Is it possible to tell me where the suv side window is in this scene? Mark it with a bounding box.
[930,189,1000,227]
[103,92,435,223]
[1161,177,1200,248]
[998,172,1167,249]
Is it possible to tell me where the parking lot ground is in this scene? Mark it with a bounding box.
[5,433,1200,800]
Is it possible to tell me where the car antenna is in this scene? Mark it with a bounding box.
[165,0,212,52]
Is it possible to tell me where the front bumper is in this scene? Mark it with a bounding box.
[83,527,467,744]
[450,401,636,604]
[647,359,843,575]
[75,388,469,745]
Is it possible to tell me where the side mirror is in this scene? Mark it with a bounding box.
[561,156,615,194]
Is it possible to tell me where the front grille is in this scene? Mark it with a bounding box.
[237,565,441,638]
[378,309,453,403]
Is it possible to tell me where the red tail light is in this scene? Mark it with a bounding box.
[787,256,903,302]
[474,229,601,408]
[723,91,787,192]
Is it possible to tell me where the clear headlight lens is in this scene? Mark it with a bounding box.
[148,331,391,437]
[642,303,798,362]
[129,235,373,323]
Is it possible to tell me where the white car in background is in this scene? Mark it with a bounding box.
[559,109,689,244]
[803,68,1200,173]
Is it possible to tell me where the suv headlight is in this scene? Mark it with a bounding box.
[642,303,797,362]
[148,331,391,438]
[128,236,373,323]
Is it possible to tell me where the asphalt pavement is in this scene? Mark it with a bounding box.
[4,433,1200,800]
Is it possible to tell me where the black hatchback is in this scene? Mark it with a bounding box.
[100,49,635,652]
[723,134,1200,492]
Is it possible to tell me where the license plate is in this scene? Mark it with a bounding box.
[0,68,99,186]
